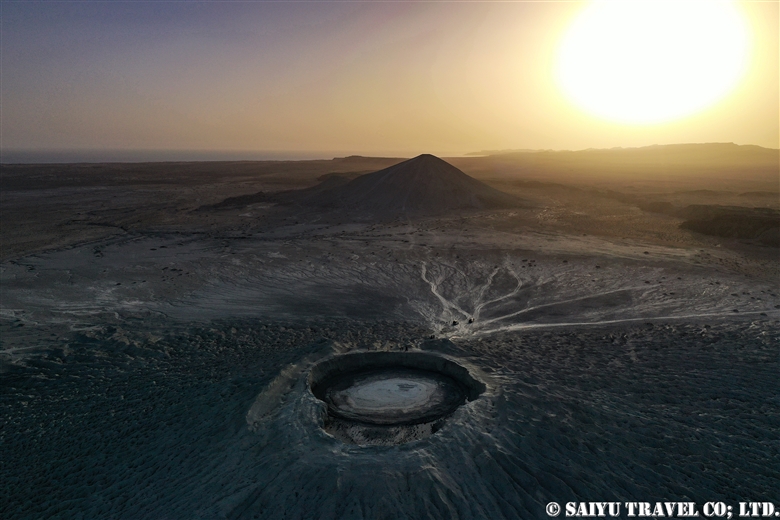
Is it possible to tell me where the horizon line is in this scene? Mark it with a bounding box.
[1,142,777,165]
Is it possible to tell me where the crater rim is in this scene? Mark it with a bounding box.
[308,350,486,443]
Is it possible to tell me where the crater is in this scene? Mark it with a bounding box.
[309,351,485,445]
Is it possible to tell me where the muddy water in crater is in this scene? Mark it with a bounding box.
[308,351,487,445]
[321,368,467,425]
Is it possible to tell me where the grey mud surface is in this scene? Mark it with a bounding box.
[2,217,779,519]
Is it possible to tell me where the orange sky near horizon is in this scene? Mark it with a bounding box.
[1,1,778,159]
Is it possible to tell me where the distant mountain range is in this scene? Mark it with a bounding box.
[466,143,778,157]
[452,143,779,191]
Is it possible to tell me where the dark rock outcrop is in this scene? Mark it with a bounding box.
[678,205,780,246]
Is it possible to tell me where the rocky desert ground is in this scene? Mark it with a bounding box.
[1,146,778,519]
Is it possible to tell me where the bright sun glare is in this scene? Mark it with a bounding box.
[556,0,750,124]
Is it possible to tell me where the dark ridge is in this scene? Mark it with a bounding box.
[199,175,352,211]
[677,205,780,246]
[739,191,780,198]
[634,201,780,246]
[203,191,270,210]
[638,201,677,214]
[316,171,370,182]
[596,195,780,246]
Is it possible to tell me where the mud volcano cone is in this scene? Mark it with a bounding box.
[313,154,518,217]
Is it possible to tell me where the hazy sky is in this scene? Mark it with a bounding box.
[2,1,778,158]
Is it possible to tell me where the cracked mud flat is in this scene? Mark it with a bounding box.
[2,211,779,518]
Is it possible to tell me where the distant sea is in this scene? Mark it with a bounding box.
[0,149,356,164]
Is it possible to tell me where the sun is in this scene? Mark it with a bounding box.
[555,0,750,124]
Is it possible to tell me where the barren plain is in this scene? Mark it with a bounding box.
[1,145,778,519]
